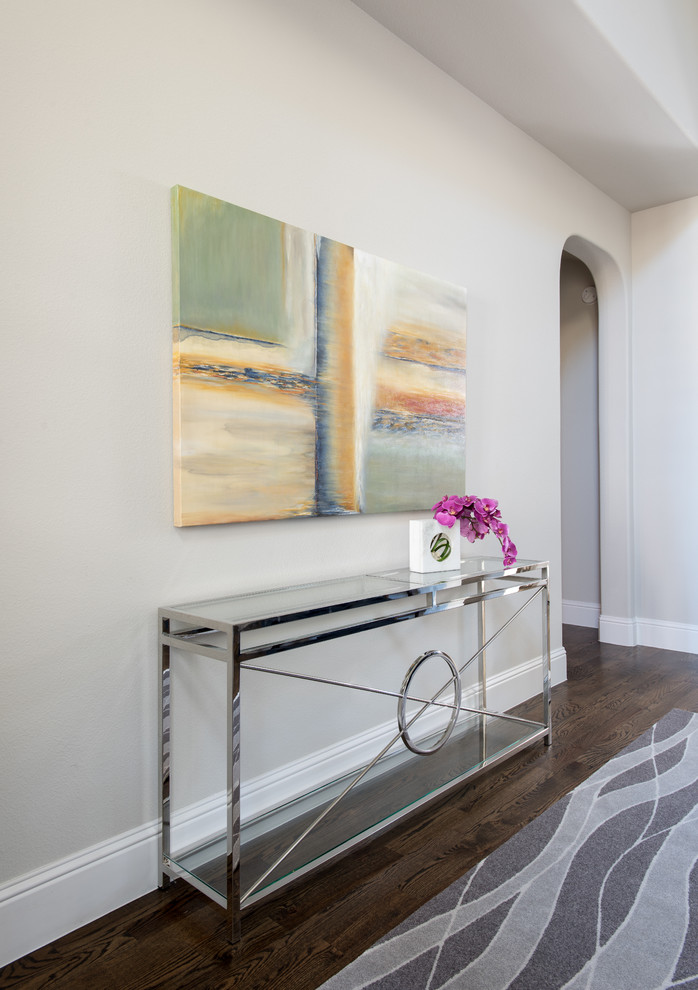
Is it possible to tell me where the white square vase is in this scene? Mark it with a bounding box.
[409,519,461,573]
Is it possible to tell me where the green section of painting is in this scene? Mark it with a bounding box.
[363,431,466,514]
[172,185,287,342]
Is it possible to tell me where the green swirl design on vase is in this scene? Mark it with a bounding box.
[429,532,452,562]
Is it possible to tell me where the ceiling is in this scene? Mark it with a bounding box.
[350,0,698,212]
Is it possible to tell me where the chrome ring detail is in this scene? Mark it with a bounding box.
[397,650,462,755]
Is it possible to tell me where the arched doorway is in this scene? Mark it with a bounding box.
[560,252,600,631]
[561,235,635,646]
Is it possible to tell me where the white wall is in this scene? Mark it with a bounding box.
[631,196,698,650]
[560,255,600,625]
[578,0,698,143]
[1,0,633,963]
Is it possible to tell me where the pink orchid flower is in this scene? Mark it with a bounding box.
[432,494,517,566]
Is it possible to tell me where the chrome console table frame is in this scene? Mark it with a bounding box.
[158,556,551,942]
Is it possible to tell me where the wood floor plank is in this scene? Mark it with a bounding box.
[2,626,697,990]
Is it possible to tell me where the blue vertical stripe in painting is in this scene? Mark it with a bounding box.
[316,236,354,514]
[316,236,334,514]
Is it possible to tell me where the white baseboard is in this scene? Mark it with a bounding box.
[550,646,567,686]
[0,650,560,968]
[599,614,698,652]
[0,822,160,969]
[635,617,698,654]
[562,599,600,629]
[599,614,637,646]
[484,647,566,703]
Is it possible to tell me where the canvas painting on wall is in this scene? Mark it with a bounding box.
[171,186,467,525]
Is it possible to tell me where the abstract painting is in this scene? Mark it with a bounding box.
[171,186,466,526]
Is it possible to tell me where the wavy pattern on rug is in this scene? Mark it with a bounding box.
[320,709,698,990]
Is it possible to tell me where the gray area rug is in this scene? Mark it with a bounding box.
[320,708,698,990]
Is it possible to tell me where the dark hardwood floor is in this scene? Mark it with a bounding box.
[3,626,698,990]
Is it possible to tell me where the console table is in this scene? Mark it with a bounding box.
[159,556,551,941]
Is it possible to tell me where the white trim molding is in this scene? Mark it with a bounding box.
[562,599,600,629]
[0,822,160,969]
[550,646,567,686]
[0,649,562,968]
[599,614,698,653]
[599,614,638,646]
[635,617,698,654]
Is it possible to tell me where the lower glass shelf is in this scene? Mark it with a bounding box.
[167,711,547,909]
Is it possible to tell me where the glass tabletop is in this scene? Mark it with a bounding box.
[162,556,546,628]
[164,573,409,626]
[377,556,545,591]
